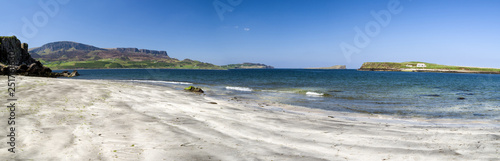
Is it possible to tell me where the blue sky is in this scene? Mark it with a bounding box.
[1,0,499,68]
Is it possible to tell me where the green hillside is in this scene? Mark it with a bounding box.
[41,59,224,70]
[30,41,273,70]
[359,62,500,73]
[221,63,274,69]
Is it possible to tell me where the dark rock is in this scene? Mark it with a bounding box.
[1,66,10,75]
[184,86,204,93]
[26,62,44,76]
[69,70,80,77]
[0,36,79,77]
[41,67,52,74]
[17,64,28,73]
[457,97,466,100]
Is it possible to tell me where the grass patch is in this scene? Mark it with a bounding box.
[42,59,225,70]
[360,62,500,72]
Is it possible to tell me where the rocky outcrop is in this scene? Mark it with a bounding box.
[61,70,80,77]
[0,36,36,66]
[115,48,139,53]
[116,48,168,56]
[184,86,204,93]
[0,36,78,77]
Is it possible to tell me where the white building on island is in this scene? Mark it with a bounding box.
[416,63,426,68]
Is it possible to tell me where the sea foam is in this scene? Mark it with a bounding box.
[130,80,193,85]
[305,91,324,97]
[226,86,253,92]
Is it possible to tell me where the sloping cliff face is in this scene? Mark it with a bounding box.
[0,36,76,77]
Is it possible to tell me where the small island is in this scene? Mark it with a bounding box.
[306,65,346,69]
[359,62,500,74]
[221,63,274,69]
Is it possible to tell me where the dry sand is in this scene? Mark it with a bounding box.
[0,76,499,160]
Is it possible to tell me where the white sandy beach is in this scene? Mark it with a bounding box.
[1,76,499,160]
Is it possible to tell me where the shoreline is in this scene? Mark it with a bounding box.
[359,68,500,74]
[1,76,498,160]
[358,62,500,75]
[114,78,500,128]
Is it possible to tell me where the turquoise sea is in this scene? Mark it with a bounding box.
[57,69,500,120]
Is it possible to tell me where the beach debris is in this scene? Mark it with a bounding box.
[184,86,204,93]
[208,102,217,104]
[457,97,466,100]
[180,142,192,147]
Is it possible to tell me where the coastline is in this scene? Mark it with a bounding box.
[1,76,498,160]
[358,68,500,74]
[358,62,500,75]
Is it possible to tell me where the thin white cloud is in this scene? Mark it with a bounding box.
[244,28,250,31]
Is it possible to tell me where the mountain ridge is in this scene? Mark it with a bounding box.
[28,41,273,70]
[29,41,169,58]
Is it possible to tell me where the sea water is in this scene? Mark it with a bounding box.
[57,69,500,120]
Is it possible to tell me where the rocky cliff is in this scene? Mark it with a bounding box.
[115,48,168,56]
[0,36,36,66]
[0,36,77,77]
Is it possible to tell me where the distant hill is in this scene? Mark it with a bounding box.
[307,65,346,69]
[28,41,273,70]
[221,63,274,69]
[359,62,500,74]
[29,41,170,62]
[30,41,104,55]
